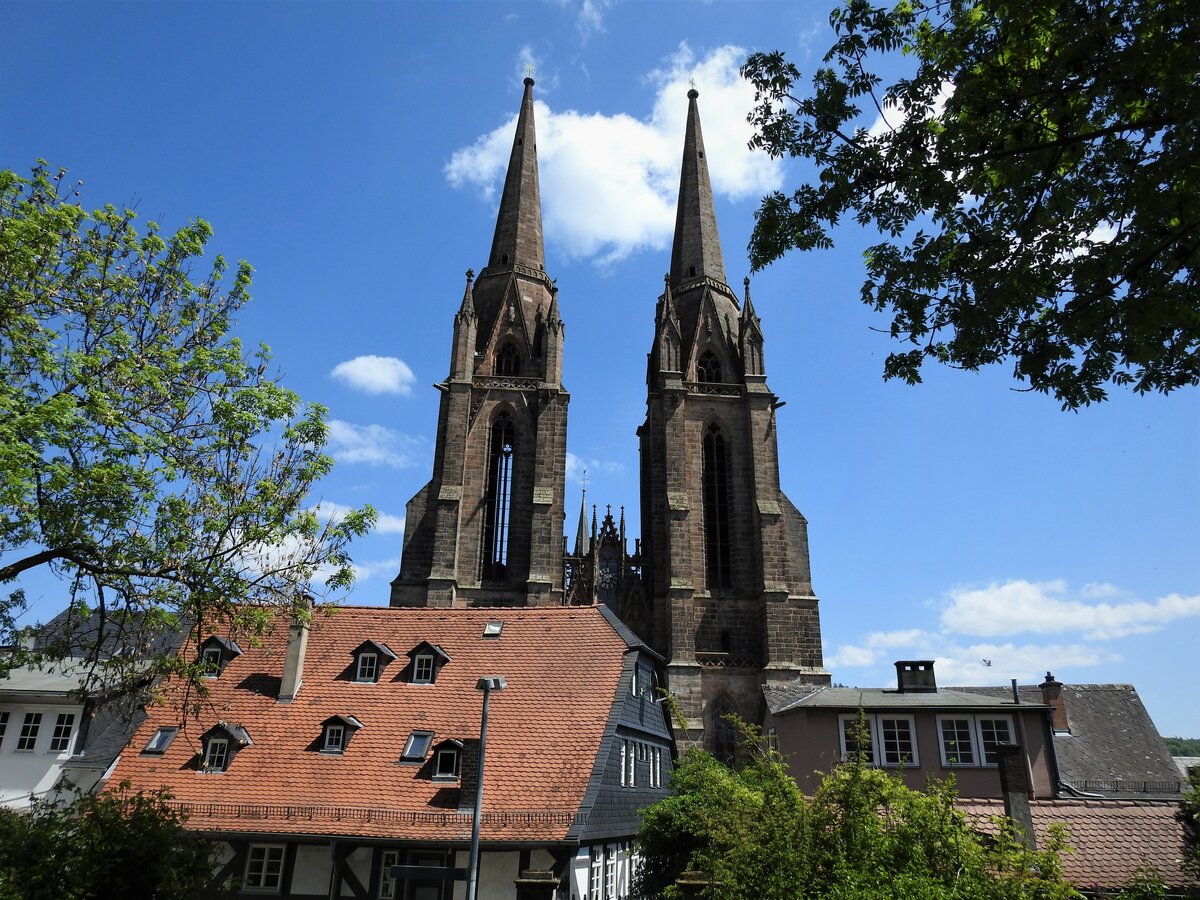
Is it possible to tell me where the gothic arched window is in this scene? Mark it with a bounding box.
[482,413,515,579]
[696,350,722,383]
[702,423,731,588]
[712,695,739,767]
[496,343,522,376]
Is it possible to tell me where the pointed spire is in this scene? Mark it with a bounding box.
[573,489,589,557]
[457,269,476,319]
[669,88,728,289]
[741,275,756,321]
[488,78,545,272]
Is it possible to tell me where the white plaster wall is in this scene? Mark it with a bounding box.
[0,701,84,808]
[292,844,332,895]
[340,845,374,898]
[568,847,590,900]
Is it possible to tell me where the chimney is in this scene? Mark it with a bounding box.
[996,743,1036,849]
[278,614,310,703]
[1039,671,1069,733]
[895,660,937,693]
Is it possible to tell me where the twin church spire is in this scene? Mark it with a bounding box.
[394,78,828,753]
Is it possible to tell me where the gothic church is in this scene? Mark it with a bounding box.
[391,78,830,753]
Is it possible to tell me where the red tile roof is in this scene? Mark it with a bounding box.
[958,798,1194,890]
[108,606,629,843]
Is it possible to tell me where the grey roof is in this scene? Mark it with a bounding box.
[772,685,1043,715]
[957,683,1183,799]
[1175,757,1200,778]
[0,658,94,694]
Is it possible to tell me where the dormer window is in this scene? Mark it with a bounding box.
[350,640,397,684]
[320,715,363,754]
[199,722,252,773]
[405,641,451,684]
[357,652,378,682]
[433,740,463,781]
[197,635,242,678]
[401,730,434,763]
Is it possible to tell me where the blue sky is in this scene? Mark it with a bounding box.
[3,1,1197,737]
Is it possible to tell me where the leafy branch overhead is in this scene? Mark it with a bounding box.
[743,0,1199,408]
[0,162,373,688]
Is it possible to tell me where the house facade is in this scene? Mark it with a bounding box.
[107,605,673,899]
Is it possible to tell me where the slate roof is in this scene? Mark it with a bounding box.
[108,606,635,844]
[957,683,1183,798]
[957,798,1195,890]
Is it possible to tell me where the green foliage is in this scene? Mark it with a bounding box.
[0,784,220,900]
[1163,736,1200,756]
[743,0,1199,409]
[1181,766,1200,882]
[0,162,373,690]
[635,738,1081,899]
[1112,863,1168,900]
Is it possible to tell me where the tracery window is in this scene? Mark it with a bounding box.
[696,349,722,383]
[482,413,515,579]
[496,342,521,376]
[702,423,731,588]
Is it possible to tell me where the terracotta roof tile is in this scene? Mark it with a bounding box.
[108,606,628,843]
[958,798,1195,890]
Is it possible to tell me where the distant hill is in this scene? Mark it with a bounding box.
[1163,736,1200,756]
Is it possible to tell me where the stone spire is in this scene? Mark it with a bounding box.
[488,77,545,272]
[669,88,728,289]
[573,489,589,557]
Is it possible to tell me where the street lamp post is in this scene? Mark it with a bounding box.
[466,675,505,900]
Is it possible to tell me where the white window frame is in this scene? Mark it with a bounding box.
[49,713,75,753]
[0,710,9,748]
[379,849,400,899]
[838,713,918,767]
[16,712,41,752]
[355,652,379,683]
[627,739,636,787]
[877,715,918,767]
[604,844,616,897]
[619,741,626,786]
[590,849,603,897]
[977,715,1015,766]
[412,653,434,684]
[434,747,459,779]
[323,724,345,753]
[935,714,1015,768]
[201,646,223,677]
[244,842,285,892]
[202,736,230,772]
[936,716,978,767]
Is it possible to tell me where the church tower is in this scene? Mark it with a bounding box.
[638,88,829,757]
[391,78,569,608]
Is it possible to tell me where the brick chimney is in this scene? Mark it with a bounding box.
[1039,671,1069,732]
[895,660,937,693]
[278,614,310,703]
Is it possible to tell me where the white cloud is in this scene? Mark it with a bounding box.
[566,452,625,484]
[330,355,416,396]
[311,500,406,535]
[327,420,424,468]
[940,579,1200,641]
[350,557,401,583]
[446,44,783,266]
[577,0,615,37]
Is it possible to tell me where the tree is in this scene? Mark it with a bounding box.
[0,784,219,900]
[743,0,1199,408]
[635,740,1080,899]
[0,162,372,688]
